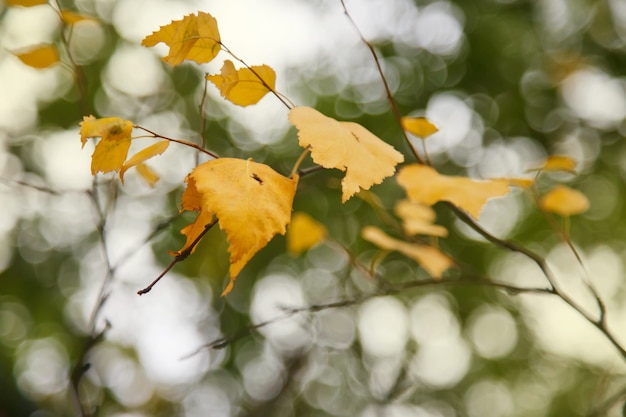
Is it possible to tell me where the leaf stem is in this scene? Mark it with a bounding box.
[290,148,311,178]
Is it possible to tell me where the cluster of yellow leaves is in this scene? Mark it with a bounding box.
[79,116,168,186]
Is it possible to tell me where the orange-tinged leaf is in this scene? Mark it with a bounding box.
[287,212,327,255]
[394,200,448,238]
[397,164,510,220]
[6,0,47,6]
[529,155,577,174]
[401,116,438,139]
[13,44,59,69]
[206,60,276,107]
[288,106,404,202]
[176,158,298,295]
[362,226,453,279]
[60,10,96,25]
[540,185,589,216]
[119,140,169,183]
[135,163,160,187]
[142,12,221,66]
[79,116,134,175]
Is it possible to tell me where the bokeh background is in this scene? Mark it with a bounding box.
[2,0,626,416]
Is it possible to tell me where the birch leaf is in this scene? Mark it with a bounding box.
[79,116,133,175]
[207,60,276,106]
[119,140,169,184]
[540,185,589,216]
[287,212,327,255]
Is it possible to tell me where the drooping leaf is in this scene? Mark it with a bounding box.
[397,164,510,220]
[119,140,169,183]
[401,116,438,139]
[79,116,134,175]
[142,12,221,66]
[288,106,404,202]
[394,200,448,238]
[362,226,453,279]
[135,163,160,187]
[60,10,96,25]
[528,155,577,174]
[13,44,59,69]
[540,185,589,216]
[6,0,48,6]
[175,158,298,295]
[206,60,276,107]
[287,212,327,255]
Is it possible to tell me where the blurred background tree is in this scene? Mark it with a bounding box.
[1,0,626,416]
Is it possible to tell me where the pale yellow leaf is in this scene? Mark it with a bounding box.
[288,106,404,202]
[397,164,510,220]
[362,226,453,279]
[394,200,448,237]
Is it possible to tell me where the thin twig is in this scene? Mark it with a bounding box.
[133,125,220,159]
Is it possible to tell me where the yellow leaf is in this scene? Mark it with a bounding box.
[13,44,59,69]
[206,60,276,107]
[394,200,448,238]
[135,163,160,187]
[287,212,327,255]
[119,140,169,183]
[540,185,589,216]
[397,164,510,220]
[176,158,298,295]
[60,10,96,25]
[79,116,134,175]
[401,116,438,139]
[498,177,535,189]
[362,226,453,279]
[5,0,48,6]
[142,12,221,66]
[528,155,577,174]
[288,106,404,202]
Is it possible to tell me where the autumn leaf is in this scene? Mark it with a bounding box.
[397,164,510,220]
[142,12,221,66]
[394,200,448,238]
[134,164,160,187]
[206,60,276,107]
[362,226,453,279]
[540,185,589,216]
[5,0,47,6]
[288,106,404,202]
[176,158,298,295]
[528,155,577,174]
[401,116,438,139]
[13,44,59,69]
[119,140,169,184]
[60,10,96,25]
[80,116,134,175]
[287,212,327,255]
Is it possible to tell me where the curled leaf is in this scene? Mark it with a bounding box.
[362,226,453,279]
[79,116,134,174]
[175,158,298,295]
[401,116,438,139]
[287,212,327,255]
[142,12,221,66]
[13,44,59,69]
[207,60,276,106]
[288,106,404,202]
[397,164,510,220]
[394,200,448,238]
[540,185,589,216]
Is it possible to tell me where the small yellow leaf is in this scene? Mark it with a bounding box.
[142,12,221,66]
[397,164,510,220]
[362,226,453,279]
[135,163,160,187]
[401,116,438,139]
[498,177,535,189]
[79,115,134,175]
[13,44,59,69]
[175,158,298,295]
[287,212,327,255]
[288,106,404,202]
[540,185,589,216]
[119,140,169,183]
[60,10,96,25]
[529,155,577,174]
[394,200,448,238]
[5,0,48,6]
[206,60,276,107]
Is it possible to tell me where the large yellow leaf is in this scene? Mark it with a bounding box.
[394,200,448,237]
[401,116,438,139]
[119,140,169,184]
[362,226,453,279]
[80,116,134,175]
[288,106,404,202]
[142,12,221,66]
[13,44,59,69]
[287,212,327,255]
[540,185,589,216]
[397,164,510,220]
[176,158,298,295]
[206,60,276,107]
